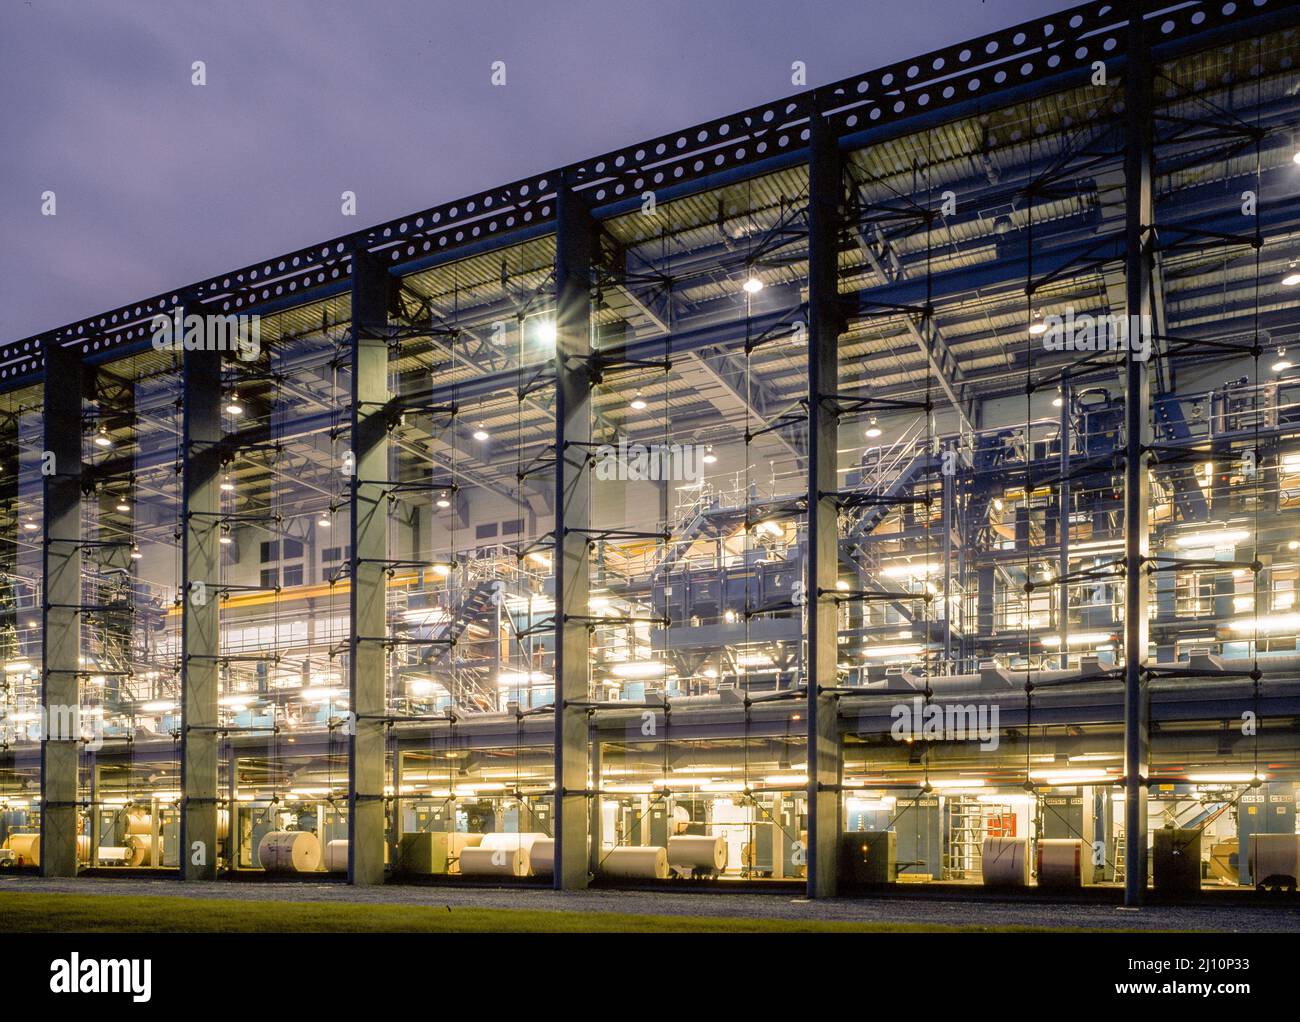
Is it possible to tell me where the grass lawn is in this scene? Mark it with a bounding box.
[0,890,1101,933]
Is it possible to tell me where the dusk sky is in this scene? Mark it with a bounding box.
[1,0,1079,343]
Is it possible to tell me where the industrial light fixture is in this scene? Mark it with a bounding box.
[1173,528,1250,548]
[472,425,490,441]
[1029,768,1114,785]
[317,511,330,528]
[93,424,113,448]
[219,525,232,546]
[1039,632,1115,647]
[225,391,244,416]
[1028,310,1047,336]
[860,643,925,658]
[703,445,717,464]
[610,660,667,679]
[1228,612,1300,634]
[534,318,557,346]
[1283,261,1300,287]
[115,498,130,513]
[435,491,451,509]
[629,390,647,411]
[220,475,235,492]
[1052,388,1064,407]
[864,417,882,439]
[742,273,764,294]
[1273,347,1292,372]
[992,497,1004,511]
[130,543,143,560]
[22,517,37,532]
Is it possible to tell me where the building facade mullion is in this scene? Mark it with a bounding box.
[806,112,847,899]
[553,175,597,891]
[181,338,223,879]
[40,342,86,878]
[348,249,391,886]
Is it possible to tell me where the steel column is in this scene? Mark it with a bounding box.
[40,343,85,877]
[553,173,596,891]
[348,249,391,886]
[1122,11,1155,907]
[181,340,222,879]
[806,111,846,898]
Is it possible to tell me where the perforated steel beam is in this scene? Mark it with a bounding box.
[349,250,391,886]
[181,338,221,879]
[1122,12,1154,908]
[806,114,845,899]
[40,343,84,878]
[553,173,596,891]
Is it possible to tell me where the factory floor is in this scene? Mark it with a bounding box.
[3,874,1300,931]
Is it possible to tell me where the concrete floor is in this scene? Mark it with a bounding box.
[4,874,1300,931]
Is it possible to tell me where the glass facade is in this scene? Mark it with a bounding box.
[1,2,1298,900]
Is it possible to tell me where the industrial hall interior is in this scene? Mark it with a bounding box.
[3,0,1300,906]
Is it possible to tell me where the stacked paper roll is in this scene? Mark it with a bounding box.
[981,836,1030,886]
[671,805,691,835]
[324,839,349,872]
[1036,838,1093,887]
[529,838,555,875]
[125,812,152,836]
[6,833,39,865]
[96,846,130,865]
[460,845,530,876]
[667,834,727,873]
[603,845,669,879]
[1250,833,1300,885]
[125,834,162,867]
[479,832,548,854]
[76,834,92,861]
[257,830,322,873]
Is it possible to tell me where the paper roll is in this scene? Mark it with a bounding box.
[460,845,530,877]
[257,830,322,873]
[529,838,555,875]
[479,832,548,854]
[1249,833,1300,885]
[6,833,39,866]
[444,833,483,874]
[96,846,131,865]
[671,805,691,835]
[324,839,349,872]
[76,834,92,861]
[981,836,1030,886]
[125,834,162,867]
[125,812,153,836]
[667,834,727,873]
[603,845,669,879]
[1036,838,1092,887]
